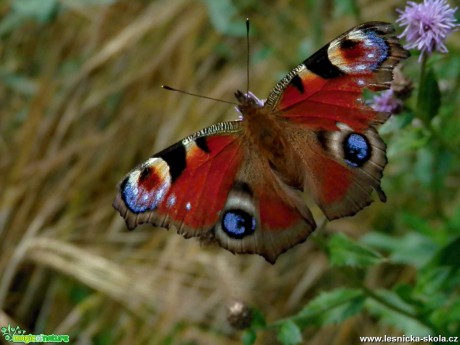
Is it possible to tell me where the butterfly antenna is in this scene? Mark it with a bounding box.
[246,18,250,96]
[162,85,237,105]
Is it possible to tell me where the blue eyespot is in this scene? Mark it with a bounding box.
[365,31,388,70]
[222,209,256,239]
[344,133,371,167]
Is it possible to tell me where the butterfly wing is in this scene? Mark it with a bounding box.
[265,22,409,219]
[113,121,315,263]
[266,22,408,125]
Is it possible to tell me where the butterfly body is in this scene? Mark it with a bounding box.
[235,91,303,190]
[113,22,409,263]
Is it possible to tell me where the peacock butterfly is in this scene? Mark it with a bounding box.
[113,22,409,264]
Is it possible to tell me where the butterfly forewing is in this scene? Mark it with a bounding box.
[264,22,408,150]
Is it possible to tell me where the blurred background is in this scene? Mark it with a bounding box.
[0,0,459,344]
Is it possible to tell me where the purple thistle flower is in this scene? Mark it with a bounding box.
[372,90,403,114]
[397,0,458,61]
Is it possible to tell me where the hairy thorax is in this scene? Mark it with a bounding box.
[238,100,303,189]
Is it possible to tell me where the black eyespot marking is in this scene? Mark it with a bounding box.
[120,176,130,202]
[232,181,253,197]
[340,39,359,50]
[343,133,371,167]
[222,209,256,239]
[303,45,344,79]
[370,28,388,36]
[155,143,186,182]
[316,131,329,151]
[195,136,210,153]
[139,166,151,181]
[290,74,305,94]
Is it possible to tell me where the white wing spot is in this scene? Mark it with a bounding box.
[167,193,176,207]
[365,38,374,47]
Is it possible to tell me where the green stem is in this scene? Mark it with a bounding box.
[416,53,428,125]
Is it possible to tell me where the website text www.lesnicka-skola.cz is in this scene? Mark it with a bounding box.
[359,335,459,343]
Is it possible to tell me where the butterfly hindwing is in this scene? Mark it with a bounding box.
[213,146,315,263]
[281,121,387,220]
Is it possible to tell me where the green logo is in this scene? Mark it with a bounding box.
[1,324,70,343]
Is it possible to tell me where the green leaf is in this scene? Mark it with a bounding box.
[327,233,383,268]
[447,204,460,233]
[296,288,365,327]
[435,236,460,269]
[431,298,460,332]
[0,72,37,96]
[386,125,429,157]
[400,212,434,235]
[0,0,60,35]
[415,266,460,300]
[417,67,441,121]
[65,0,116,5]
[413,265,460,335]
[11,0,58,23]
[250,308,267,329]
[201,0,245,36]
[362,232,437,268]
[277,320,302,345]
[242,330,256,345]
[332,0,360,20]
[366,290,432,336]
